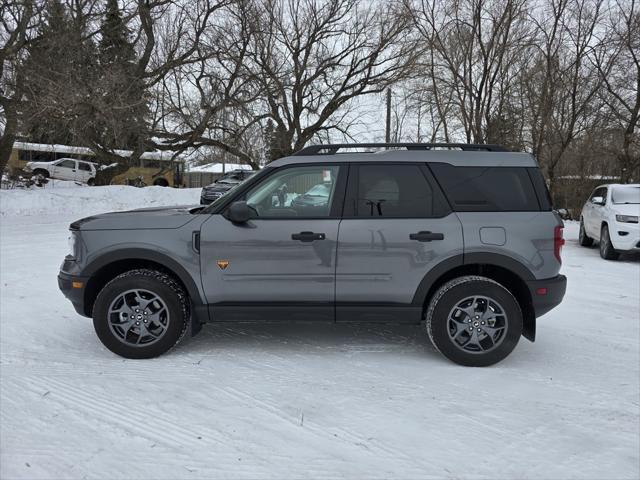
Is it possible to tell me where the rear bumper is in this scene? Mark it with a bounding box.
[526,274,567,318]
[58,271,89,317]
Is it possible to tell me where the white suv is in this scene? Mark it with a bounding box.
[579,184,640,259]
[25,158,98,185]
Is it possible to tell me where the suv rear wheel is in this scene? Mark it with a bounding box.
[426,276,523,367]
[93,269,189,358]
[578,218,593,247]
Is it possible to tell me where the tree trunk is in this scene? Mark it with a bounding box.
[0,98,18,174]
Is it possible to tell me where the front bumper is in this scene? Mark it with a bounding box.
[610,221,640,252]
[526,274,567,318]
[58,271,89,317]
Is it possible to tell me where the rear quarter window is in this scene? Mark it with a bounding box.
[429,163,541,212]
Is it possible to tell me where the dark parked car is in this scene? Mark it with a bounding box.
[200,169,256,204]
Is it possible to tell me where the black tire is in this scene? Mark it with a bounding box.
[93,269,189,359]
[87,177,95,186]
[578,218,593,247]
[426,276,523,367]
[599,224,619,260]
[32,169,49,178]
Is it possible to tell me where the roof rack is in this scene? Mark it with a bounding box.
[293,143,509,156]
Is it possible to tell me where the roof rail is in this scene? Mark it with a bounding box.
[293,143,509,156]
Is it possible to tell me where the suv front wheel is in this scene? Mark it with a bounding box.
[599,224,620,260]
[93,269,189,358]
[426,276,523,367]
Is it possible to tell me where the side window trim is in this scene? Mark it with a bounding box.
[525,167,552,211]
[419,163,452,214]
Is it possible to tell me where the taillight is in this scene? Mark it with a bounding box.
[554,225,565,263]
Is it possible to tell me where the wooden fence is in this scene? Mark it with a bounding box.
[184,172,220,188]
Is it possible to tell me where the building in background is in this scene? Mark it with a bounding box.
[7,141,186,187]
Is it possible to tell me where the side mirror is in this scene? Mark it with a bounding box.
[226,201,251,223]
[591,196,604,205]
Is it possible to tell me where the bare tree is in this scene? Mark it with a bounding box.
[0,0,42,173]
[148,0,264,169]
[525,0,605,198]
[591,0,640,182]
[409,0,532,144]
[245,0,419,160]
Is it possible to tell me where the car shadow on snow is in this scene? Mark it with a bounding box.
[177,322,444,360]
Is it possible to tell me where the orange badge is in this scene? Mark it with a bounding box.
[217,260,230,270]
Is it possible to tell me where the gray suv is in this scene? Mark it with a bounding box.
[59,143,567,366]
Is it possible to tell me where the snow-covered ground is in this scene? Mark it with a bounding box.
[1,187,639,479]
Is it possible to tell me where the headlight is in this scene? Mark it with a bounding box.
[68,232,78,257]
[616,215,639,224]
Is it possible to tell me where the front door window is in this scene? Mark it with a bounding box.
[244,165,340,218]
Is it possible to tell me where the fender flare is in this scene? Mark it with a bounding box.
[411,252,535,306]
[83,248,205,305]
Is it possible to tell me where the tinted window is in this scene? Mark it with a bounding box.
[244,165,340,217]
[57,160,76,169]
[32,151,55,162]
[429,164,540,212]
[591,187,607,204]
[78,162,92,171]
[18,150,31,161]
[354,164,448,218]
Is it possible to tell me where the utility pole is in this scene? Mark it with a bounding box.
[221,107,227,174]
[385,88,392,146]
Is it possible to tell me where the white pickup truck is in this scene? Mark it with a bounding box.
[25,158,99,185]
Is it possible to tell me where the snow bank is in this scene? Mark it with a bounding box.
[0,184,201,217]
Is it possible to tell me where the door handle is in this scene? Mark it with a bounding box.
[291,231,326,242]
[409,231,444,242]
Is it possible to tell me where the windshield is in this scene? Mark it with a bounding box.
[612,186,640,204]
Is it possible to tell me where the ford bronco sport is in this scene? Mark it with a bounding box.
[59,143,567,366]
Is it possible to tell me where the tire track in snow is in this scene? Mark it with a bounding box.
[12,375,347,479]
[22,375,232,451]
[216,384,425,471]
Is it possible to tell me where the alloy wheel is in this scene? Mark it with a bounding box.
[447,295,508,354]
[107,289,170,346]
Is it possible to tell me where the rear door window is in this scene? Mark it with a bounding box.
[429,164,540,212]
[350,164,450,218]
